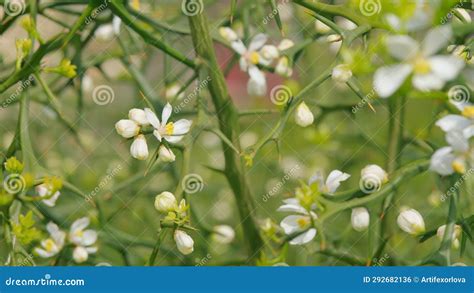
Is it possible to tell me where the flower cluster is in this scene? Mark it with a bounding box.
[219,27,294,96]
[35,218,98,263]
[115,103,192,161]
[154,191,194,255]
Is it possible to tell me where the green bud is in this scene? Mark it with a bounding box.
[0,190,14,206]
[45,59,77,78]
[4,157,24,174]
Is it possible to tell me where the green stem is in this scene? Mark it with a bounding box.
[147,229,165,266]
[187,7,264,261]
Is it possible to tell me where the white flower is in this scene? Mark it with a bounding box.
[277,39,294,51]
[361,164,388,188]
[219,27,239,42]
[69,217,98,263]
[115,119,140,138]
[36,184,61,207]
[158,145,176,162]
[130,134,149,160]
[165,83,184,101]
[351,207,370,232]
[95,16,121,41]
[34,222,65,258]
[332,64,352,83]
[397,208,425,235]
[212,225,235,244]
[222,27,269,96]
[128,109,149,126]
[437,224,462,249]
[275,56,293,77]
[294,102,314,127]
[81,74,94,93]
[154,191,177,213]
[374,26,465,98]
[174,229,194,255]
[278,198,317,245]
[145,103,192,143]
[260,45,279,60]
[309,169,351,195]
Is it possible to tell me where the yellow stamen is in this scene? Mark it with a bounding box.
[249,52,260,64]
[75,230,84,238]
[297,217,309,228]
[165,122,174,136]
[452,161,466,174]
[44,239,55,252]
[413,57,431,74]
[462,105,474,119]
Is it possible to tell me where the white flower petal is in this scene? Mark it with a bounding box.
[422,26,452,56]
[280,215,306,234]
[172,119,192,135]
[374,64,413,98]
[35,247,55,258]
[412,73,444,91]
[248,33,268,51]
[289,228,317,245]
[446,131,469,152]
[81,230,98,246]
[144,108,160,129]
[435,115,471,133]
[325,170,350,194]
[161,103,173,126]
[153,129,162,142]
[430,147,455,176]
[71,217,90,233]
[248,66,266,86]
[164,135,184,143]
[429,55,465,81]
[231,40,247,55]
[247,76,267,96]
[277,204,308,214]
[386,35,419,61]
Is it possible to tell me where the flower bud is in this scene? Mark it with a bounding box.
[219,27,238,42]
[314,20,331,34]
[212,225,235,244]
[165,83,184,101]
[130,135,149,160]
[332,64,352,83]
[174,230,194,255]
[73,246,88,263]
[128,108,149,126]
[260,45,279,60]
[351,207,370,231]
[154,191,177,213]
[275,56,293,77]
[397,208,425,235]
[278,39,294,51]
[294,102,314,127]
[437,224,462,249]
[4,157,24,174]
[115,119,139,138]
[159,145,176,162]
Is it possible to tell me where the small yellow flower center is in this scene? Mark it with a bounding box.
[74,230,84,238]
[462,106,474,119]
[44,239,55,252]
[452,161,466,174]
[165,122,174,136]
[248,51,260,64]
[297,217,309,228]
[413,57,431,74]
